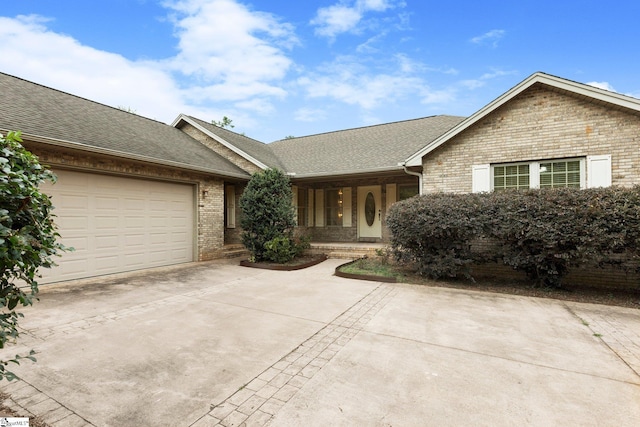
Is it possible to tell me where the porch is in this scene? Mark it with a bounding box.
[306,242,387,259]
[221,242,388,260]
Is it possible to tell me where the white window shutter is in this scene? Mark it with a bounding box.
[315,190,324,227]
[291,185,298,225]
[307,189,314,227]
[226,185,236,228]
[342,187,352,227]
[472,164,491,193]
[587,155,612,188]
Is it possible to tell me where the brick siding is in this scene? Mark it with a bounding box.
[178,123,262,174]
[422,84,640,193]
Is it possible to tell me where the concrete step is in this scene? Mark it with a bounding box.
[326,251,372,259]
[221,244,249,259]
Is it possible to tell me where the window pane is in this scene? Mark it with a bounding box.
[399,184,419,201]
[567,161,580,172]
[553,173,566,185]
[297,189,307,226]
[325,189,343,226]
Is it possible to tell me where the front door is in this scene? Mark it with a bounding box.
[357,185,382,239]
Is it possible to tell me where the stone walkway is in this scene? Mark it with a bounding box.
[192,283,397,427]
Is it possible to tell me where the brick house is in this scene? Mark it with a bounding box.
[2,71,639,283]
[404,72,640,193]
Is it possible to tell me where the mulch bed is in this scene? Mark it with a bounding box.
[240,254,327,271]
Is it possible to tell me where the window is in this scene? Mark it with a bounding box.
[225,185,236,228]
[325,189,343,226]
[491,158,584,191]
[398,184,420,201]
[539,160,581,188]
[493,164,530,190]
[297,188,307,226]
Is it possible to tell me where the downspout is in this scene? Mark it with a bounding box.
[402,163,423,195]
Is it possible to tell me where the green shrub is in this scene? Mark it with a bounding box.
[263,234,311,264]
[388,186,640,287]
[239,168,296,262]
[386,192,488,280]
[1,131,68,380]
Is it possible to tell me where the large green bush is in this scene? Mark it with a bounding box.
[239,168,298,262]
[387,187,640,287]
[387,193,488,279]
[1,131,67,380]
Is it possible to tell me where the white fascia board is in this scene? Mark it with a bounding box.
[403,72,640,167]
[174,115,269,170]
[13,132,251,179]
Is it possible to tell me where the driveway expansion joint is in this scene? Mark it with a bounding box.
[194,282,397,427]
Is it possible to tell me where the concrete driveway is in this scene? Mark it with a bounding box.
[0,258,638,426]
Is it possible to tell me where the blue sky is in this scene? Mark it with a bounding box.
[1,0,639,142]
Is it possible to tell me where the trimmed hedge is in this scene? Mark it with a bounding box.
[387,187,640,287]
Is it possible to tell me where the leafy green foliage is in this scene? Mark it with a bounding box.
[387,193,488,280]
[1,131,67,380]
[211,116,234,129]
[263,235,310,264]
[239,168,298,262]
[388,187,640,287]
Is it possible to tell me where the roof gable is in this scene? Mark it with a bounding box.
[172,115,283,170]
[404,72,640,166]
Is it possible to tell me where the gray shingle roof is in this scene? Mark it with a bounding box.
[269,115,466,177]
[0,72,249,178]
[184,115,284,169]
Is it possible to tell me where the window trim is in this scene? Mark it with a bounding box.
[490,158,586,191]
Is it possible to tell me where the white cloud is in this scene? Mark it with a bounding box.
[311,0,402,39]
[164,0,297,94]
[460,69,517,90]
[0,1,298,126]
[470,29,505,48]
[294,107,327,122]
[297,56,452,110]
[0,15,187,122]
[587,81,616,92]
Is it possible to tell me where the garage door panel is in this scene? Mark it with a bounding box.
[95,235,119,250]
[58,194,89,210]
[95,255,119,271]
[40,170,195,283]
[96,196,118,210]
[95,216,119,230]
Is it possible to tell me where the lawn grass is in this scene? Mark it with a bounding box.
[338,258,401,280]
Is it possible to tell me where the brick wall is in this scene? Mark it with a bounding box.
[178,123,262,174]
[422,84,640,193]
[26,142,227,261]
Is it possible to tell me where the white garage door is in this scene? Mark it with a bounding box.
[40,170,195,283]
